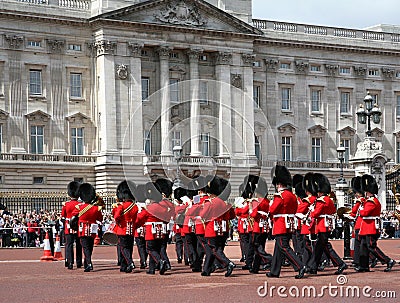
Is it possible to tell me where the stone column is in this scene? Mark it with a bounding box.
[95,40,118,156]
[187,49,202,156]
[215,52,232,157]
[50,62,66,154]
[127,43,145,157]
[242,53,256,159]
[158,46,172,156]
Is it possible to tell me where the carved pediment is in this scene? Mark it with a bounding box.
[25,110,51,122]
[337,126,356,137]
[394,130,400,139]
[0,109,9,120]
[66,112,90,124]
[94,0,261,35]
[371,127,384,138]
[277,123,297,134]
[308,124,327,136]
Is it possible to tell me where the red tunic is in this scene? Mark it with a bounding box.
[269,189,298,236]
[193,195,209,235]
[297,195,316,235]
[174,203,188,235]
[350,197,366,230]
[113,201,139,236]
[61,199,80,235]
[249,198,270,233]
[359,197,381,236]
[235,203,250,234]
[72,203,103,238]
[200,196,232,238]
[310,195,336,234]
[183,205,197,235]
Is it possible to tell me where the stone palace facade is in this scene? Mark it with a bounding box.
[0,0,400,207]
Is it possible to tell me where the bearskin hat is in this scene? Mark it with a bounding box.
[67,181,80,198]
[271,165,292,187]
[134,184,147,202]
[145,181,162,202]
[312,173,331,194]
[116,180,136,201]
[295,182,307,199]
[351,176,363,195]
[192,175,207,191]
[78,182,96,203]
[302,173,317,195]
[206,175,231,200]
[174,187,187,202]
[292,174,303,187]
[239,181,252,199]
[254,176,268,198]
[154,178,173,198]
[361,174,378,195]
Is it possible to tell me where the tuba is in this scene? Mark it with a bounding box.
[392,181,400,221]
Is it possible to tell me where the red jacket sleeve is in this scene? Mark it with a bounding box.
[269,194,283,215]
[359,200,375,217]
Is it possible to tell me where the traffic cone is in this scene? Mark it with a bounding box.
[94,232,101,246]
[40,232,55,262]
[53,235,64,261]
[350,229,355,258]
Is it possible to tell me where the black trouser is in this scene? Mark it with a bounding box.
[193,234,206,270]
[239,232,250,261]
[300,234,314,265]
[80,236,94,268]
[270,233,303,276]
[293,230,303,256]
[308,232,344,271]
[359,234,390,269]
[160,235,170,266]
[185,232,198,266]
[353,229,376,266]
[27,232,37,247]
[175,233,183,261]
[251,232,272,270]
[65,233,82,266]
[146,239,163,272]
[135,236,147,266]
[118,235,134,270]
[203,236,232,275]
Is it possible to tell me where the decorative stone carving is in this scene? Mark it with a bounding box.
[265,58,278,71]
[25,110,51,122]
[66,112,90,124]
[0,109,9,120]
[169,65,186,73]
[186,49,203,62]
[47,39,65,53]
[382,67,395,79]
[337,126,356,137]
[155,0,206,27]
[216,52,232,65]
[116,64,129,80]
[295,60,309,73]
[356,138,382,153]
[4,34,24,49]
[157,46,172,59]
[92,40,117,56]
[277,123,297,134]
[127,42,143,57]
[353,66,367,77]
[325,64,338,76]
[308,124,327,136]
[371,158,384,175]
[241,53,255,67]
[231,73,242,89]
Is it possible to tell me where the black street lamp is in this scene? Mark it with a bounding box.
[356,92,382,137]
[337,146,346,185]
[172,145,184,190]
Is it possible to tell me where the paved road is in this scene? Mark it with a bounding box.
[0,239,399,303]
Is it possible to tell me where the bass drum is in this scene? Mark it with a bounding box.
[103,223,118,245]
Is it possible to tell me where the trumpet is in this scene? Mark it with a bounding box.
[92,194,106,207]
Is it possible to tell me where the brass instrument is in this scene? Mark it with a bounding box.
[92,193,106,207]
[337,206,352,221]
[392,181,400,221]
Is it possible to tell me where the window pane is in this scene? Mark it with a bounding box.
[281,88,290,110]
[340,92,350,113]
[29,70,42,95]
[144,130,151,155]
[200,133,209,156]
[170,79,179,102]
[397,96,400,117]
[253,85,260,107]
[70,73,82,98]
[71,127,84,155]
[282,136,291,161]
[255,135,261,160]
[312,138,321,162]
[141,78,149,101]
[199,81,208,104]
[30,125,44,154]
[311,90,320,112]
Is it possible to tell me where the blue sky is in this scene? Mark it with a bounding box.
[252,0,399,29]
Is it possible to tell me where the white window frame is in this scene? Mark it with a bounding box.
[281,87,291,111]
[339,67,351,74]
[397,95,400,118]
[71,127,84,155]
[171,131,181,150]
[29,69,42,96]
[141,77,150,102]
[200,133,210,156]
[70,72,82,99]
[282,136,292,161]
[30,125,44,154]
[68,44,82,51]
[144,130,151,155]
[253,85,261,108]
[27,40,41,48]
[255,135,261,160]
[199,80,208,104]
[368,69,379,76]
[280,62,291,69]
[311,89,321,113]
[341,139,350,163]
[170,79,180,103]
[340,92,351,114]
[397,141,400,164]
[0,124,2,153]
[311,137,321,162]
[310,65,321,72]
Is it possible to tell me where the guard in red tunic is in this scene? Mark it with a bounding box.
[173,187,189,264]
[72,183,103,272]
[114,180,139,273]
[306,173,347,275]
[292,174,304,256]
[267,165,306,279]
[200,176,236,277]
[61,181,83,270]
[134,184,148,269]
[358,174,396,272]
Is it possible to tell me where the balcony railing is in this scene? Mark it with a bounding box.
[12,0,90,10]
[0,153,96,163]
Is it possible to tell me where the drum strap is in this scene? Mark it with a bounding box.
[78,204,93,217]
[123,203,136,215]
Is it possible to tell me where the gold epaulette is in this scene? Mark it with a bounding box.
[366,197,376,204]
[316,196,326,203]
[75,204,80,210]
[112,203,119,208]
[98,206,103,211]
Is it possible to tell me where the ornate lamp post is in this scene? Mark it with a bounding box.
[337,146,346,185]
[356,92,382,137]
[172,145,184,190]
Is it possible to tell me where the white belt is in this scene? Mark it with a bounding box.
[273,214,295,218]
[319,215,334,218]
[144,222,165,225]
[362,216,380,220]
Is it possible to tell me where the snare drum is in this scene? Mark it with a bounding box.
[103,223,118,245]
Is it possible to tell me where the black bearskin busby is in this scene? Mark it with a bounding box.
[271,165,292,187]
[174,187,188,203]
[351,176,363,195]
[292,174,303,188]
[154,178,173,198]
[254,176,268,198]
[361,174,378,195]
[206,175,231,200]
[67,181,80,198]
[295,182,307,199]
[116,180,136,201]
[239,181,253,199]
[134,184,147,202]
[145,181,162,202]
[78,182,96,203]
[303,173,317,196]
[312,173,331,195]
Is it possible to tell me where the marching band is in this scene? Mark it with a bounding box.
[60,165,397,277]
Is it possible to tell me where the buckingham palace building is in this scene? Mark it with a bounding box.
[1,0,400,208]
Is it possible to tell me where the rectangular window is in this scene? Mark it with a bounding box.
[255,135,261,160]
[310,65,321,72]
[280,62,291,69]
[27,40,41,47]
[281,87,291,110]
[0,124,2,153]
[340,92,350,114]
[253,85,261,108]
[169,52,179,59]
[33,176,44,184]
[397,142,400,164]
[339,67,351,74]
[71,127,84,155]
[141,77,150,101]
[282,136,292,161]
[30,125,44,154]
[170,79,179,103]
[311,137,321,162]
[368,69,379,76]
[396,71,400,78]
[70,73,82,98]
[74,177,84,183]
[370,93,379,104]
[29,70,42,95]
[397,95,400,118]
[144,130,151,155]
[199,55,208,61]
[253,61,261,68]
[200,133,210,156]
[311,89,321,112]
[341,139,350,163]
[68,44,82,51]
[199,81,208,104]
[171,131,181,149]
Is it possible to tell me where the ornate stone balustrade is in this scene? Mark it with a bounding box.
[0,153,96,163]
[13,0,90,10]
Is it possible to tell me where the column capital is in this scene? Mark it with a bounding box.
[46,39,66,54]
[127,42,144,57]
[90,39,117,56]
[187,49,203,62]
[4,34,24,49]
[157,45,173,59]
[241,53,255,67]
[215,52,232,65]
